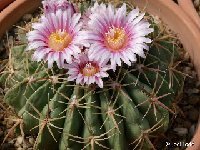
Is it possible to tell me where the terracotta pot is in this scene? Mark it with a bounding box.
[0,0,15,11]
[0,0,199,149]
[0,0,41,39]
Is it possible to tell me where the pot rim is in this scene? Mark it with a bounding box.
[0,0,41,39]
[0,0,15,12]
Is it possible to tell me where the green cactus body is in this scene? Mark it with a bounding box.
[117,88,150,141]
[100,91,125,150]
[59,87,84,150]
[0,8,184,150]
[82,91,107,150]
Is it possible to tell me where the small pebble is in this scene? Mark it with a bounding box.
[188,96,200,105]
[195,81,200,88]
[189,124,196,137]
[8,36,13,43]
[0,113,4,120]
[183,67,191,75]
[16,136,23,145]
[28,137,35,145]
[23,14,33,22]
[186,88,199,95]
[23,139,32,149]
[173,128,188,136]
[153,15,161,24]
[188,109,199,122]
[188,62,194,68]
[192,71,197,77]
[13,27,19,33]
[183,52,190,61]
[183,120,192,129]
[8,138,14,144]
[7,119,14,127]
[14,142,20,148]
[194,0,200,8]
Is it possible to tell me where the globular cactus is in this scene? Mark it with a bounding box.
[0,1,184,150]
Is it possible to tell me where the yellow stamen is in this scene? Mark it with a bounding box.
[105,27,127,51]
[48,30,72,51]
[82,63,99,77]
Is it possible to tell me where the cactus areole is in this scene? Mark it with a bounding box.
[1,0,184,149]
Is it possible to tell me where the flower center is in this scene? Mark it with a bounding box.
[105,27,127,51]
[81,62,99,77]
[48,30,72,51]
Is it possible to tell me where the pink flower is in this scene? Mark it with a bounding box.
[26,10,87,68]
[83,3,153,70]
[42,0,75,15]
[66,53,110,88]
[81,2,106,29]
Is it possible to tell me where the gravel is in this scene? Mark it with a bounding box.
[173,128,188,136]
[22,14,33,22]
[194,0,200,16]
[188,109,199,122]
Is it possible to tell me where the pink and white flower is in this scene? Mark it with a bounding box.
[81,2,106,29]
[42,0,75,15]
[66,53,110,88]
[26,9,87,68]
[83,3,153,70]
